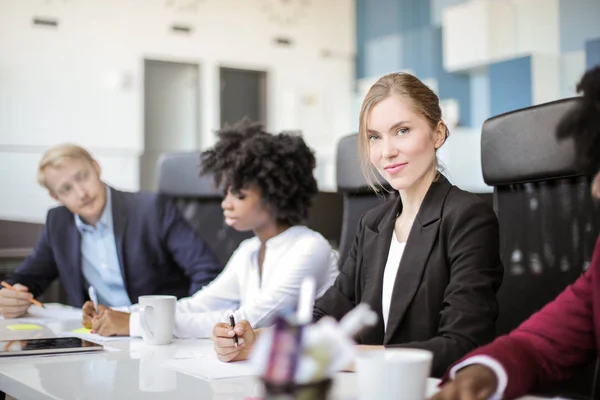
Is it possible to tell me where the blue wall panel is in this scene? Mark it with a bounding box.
[489,56,532,117]
[401,26,437,79]
[356,0,366,79]
[585,37,600,70]
[432,27,471,126]
[361,0,401,41]
[559,0,600,52]
[470,71,490,128]
[365,34,403,77]
[398,0,431,33]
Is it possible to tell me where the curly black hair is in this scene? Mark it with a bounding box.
[199,119,318,226]
[557,66,600,174]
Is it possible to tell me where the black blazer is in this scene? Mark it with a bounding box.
[7,187,222,307]
[313,176,503,377]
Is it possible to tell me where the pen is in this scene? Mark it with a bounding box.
[228,311,239,348]
[296,276,316,325]
[88,286,99,314]
[1,281,45,308]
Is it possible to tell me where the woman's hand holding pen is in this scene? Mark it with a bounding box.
[81,300,108,329]
[212,320,257,362]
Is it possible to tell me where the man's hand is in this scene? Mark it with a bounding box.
[81,301,108,329]
[430,365,499,400]
[0,284,33,318]
[91,309,130,336]
[211,320,257,362]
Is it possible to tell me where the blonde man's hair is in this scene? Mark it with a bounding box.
[358,72,449,191]
[37,144,95,189]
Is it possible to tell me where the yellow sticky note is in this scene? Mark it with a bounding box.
[72,327,92,334]
[7,324,43,331]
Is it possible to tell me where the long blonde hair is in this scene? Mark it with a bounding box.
[358,72,449,191]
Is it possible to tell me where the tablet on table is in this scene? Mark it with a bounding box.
[0,337,104,356]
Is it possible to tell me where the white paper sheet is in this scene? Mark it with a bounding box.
[162,352,257,380]
[59,331,130,343]
[21,304,82,322]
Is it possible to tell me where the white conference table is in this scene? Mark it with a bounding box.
[0,304,552,400]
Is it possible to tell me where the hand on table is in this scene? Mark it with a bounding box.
[0,284,33,318]
[81,300,109,329]
[211,320,258,362]
[430,365,498,400]
[91,308,131,336]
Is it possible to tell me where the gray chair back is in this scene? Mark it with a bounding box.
[157,152,253,267]
[482,97,600,399]
[336,134,391,265]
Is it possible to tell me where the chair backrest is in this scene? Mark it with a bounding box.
[156,152,253,267]
[336,134,391,265]
[482,97,600,399]
[305,191,344,250]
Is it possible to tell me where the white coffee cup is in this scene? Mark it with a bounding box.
[138,295,176,345]
[355,348,433,400]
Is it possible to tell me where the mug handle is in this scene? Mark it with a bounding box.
[139,305,154,340]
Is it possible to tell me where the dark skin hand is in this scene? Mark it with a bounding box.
[81,301,130,336]
[81,301,109,329]
[430,365,499,400]
[91,309,131,336]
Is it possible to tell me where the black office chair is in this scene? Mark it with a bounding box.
[305,191,344,250]
[482,97,600,399]
[156,152,253,267]
[336,134,392,265]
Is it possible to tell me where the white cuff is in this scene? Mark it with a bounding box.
[111,304,138,313]
[450,355,507,400]
[129,311,142,337]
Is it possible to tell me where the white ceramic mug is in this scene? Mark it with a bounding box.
[138,295,176,345]
[355,348,433,400]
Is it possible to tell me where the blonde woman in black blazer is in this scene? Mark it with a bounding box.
[210,72,503,377]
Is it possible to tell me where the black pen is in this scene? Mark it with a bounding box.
[228,311,239,348]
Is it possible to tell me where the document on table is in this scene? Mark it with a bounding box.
[21,305,82,322]
[59,328,129,343]
[162,349,257,380]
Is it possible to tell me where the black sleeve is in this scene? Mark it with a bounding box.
[5,216,59,297]
[312,215,364,322]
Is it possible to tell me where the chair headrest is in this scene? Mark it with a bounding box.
[336,133,394,194]
[481,97,582,186]
[156,152,221,197]
[336,134,371,193]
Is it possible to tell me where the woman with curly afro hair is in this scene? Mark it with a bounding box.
[434,67,600,400]
[99,119,340,340]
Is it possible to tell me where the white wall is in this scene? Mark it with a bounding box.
[0,0,355,222]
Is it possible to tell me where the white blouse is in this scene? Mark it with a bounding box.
[381,230,406,332]
[128,225,339,338]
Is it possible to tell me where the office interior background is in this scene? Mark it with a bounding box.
[0,0,599,224]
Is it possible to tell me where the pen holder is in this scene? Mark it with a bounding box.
[261,378,333,400]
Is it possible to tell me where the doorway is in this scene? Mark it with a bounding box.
[141,59,200,191]
[219,67,267,127]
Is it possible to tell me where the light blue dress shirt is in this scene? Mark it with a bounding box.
[75,186,132,307]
